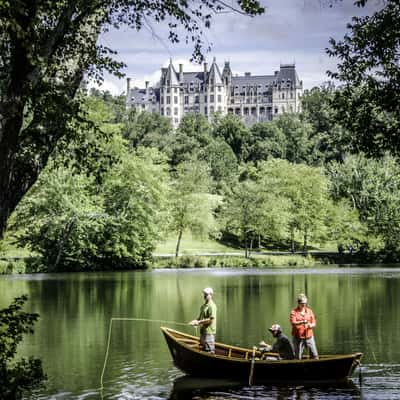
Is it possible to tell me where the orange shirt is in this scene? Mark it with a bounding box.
[290,306,316,339]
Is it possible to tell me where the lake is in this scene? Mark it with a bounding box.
[1,267,400,399]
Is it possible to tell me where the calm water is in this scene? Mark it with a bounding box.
[1,267,400,399]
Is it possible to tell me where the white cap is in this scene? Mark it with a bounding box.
[268,324,281,332]
[203,287,213,295]
[297,293,308,304]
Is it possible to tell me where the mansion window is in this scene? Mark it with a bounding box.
[166,96,170,104]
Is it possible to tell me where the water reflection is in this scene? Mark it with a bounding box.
[169,376,362,400]
[1,268,400,398]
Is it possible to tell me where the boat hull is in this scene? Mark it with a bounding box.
[161,327,362,384]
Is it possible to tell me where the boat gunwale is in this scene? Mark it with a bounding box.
[161,326,363,364]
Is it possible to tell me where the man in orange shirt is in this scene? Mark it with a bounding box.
[290,293,319,359]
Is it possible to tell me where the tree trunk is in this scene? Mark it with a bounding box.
[175,230,183,258]
[303,229,308,254]
[53,218,75,271]
[290,227,295,253]
[244,232,248,258]
[249,236,254,257]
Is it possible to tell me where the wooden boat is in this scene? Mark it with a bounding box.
[161,327,363,384]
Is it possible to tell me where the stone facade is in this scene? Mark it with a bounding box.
[126,58,303,128]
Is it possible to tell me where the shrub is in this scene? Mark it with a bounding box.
[0,295,46,399]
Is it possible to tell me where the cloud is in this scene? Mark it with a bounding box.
[96,0,384,93]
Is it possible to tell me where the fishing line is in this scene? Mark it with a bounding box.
[100,317,195,395]
[358,299,378,364]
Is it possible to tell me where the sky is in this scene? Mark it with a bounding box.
[94,0,383,95]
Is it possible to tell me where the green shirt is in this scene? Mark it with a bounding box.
[198,299,217,335]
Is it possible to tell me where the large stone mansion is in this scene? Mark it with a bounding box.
[126,58,303,128]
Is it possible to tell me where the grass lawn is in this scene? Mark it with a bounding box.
[154,232,242,256]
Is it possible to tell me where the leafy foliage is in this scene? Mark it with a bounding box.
[212,114,250,161]
[0,0,264,239]
[327,153,400,251]
[0,295,46,399]
[168,160,219,257]
[327,0,400,156]
[300,85,352,163]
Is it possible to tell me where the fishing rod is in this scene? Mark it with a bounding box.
[100,317,195,395]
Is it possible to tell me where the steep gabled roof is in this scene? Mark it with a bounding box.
[165,59,179,85]
[207,58,223,85]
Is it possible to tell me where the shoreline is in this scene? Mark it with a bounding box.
[0,252,393,274]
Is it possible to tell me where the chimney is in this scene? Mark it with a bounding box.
[203,62,208,74]
[126,77,131,96]
[179,64,183,82]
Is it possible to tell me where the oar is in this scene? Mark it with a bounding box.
[248,346,257,386]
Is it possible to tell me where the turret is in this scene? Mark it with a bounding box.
[222,61,232,86]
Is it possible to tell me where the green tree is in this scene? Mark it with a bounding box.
[169,113,213,166]
[258,159,332,252]
[12,147,170,270]
[300,85,352,163]
[273,114,318,165]
[123,110,172,151]
[212,114,251,161]
[201,139,239,192]
[245,121,287,162]
[55,94,127,184]
[0,0,264,239]
[100,148,170,267]
[12,166,105,271]
[221,176,290,257]
[327,153,400,252]
[327,0,400,156]
[324,199,366,250]
[0,295,46,399]
[168,160,218,257]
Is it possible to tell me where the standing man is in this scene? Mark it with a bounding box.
[189,287,217,354]
[290,293,319,359]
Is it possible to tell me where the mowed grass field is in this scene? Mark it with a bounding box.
[154,232,242,256]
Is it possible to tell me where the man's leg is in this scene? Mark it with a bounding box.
[298,339,306,359]
[200,334,215,353]
[306,336,319,359]
[292,336,301,359]
[204,334,215,354]
[200,333,206,350]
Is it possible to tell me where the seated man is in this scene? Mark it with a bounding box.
[259,324,295,360]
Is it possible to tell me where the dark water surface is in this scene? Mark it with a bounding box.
[1,267,400,399]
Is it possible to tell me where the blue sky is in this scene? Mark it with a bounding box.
[95,0,383,94]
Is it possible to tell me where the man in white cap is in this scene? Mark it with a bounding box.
[189,287,217,354]
[259,324,295,360]
[290,293,318,359]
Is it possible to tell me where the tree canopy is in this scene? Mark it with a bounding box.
[327,0,400,156]
[0,0,264,239]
